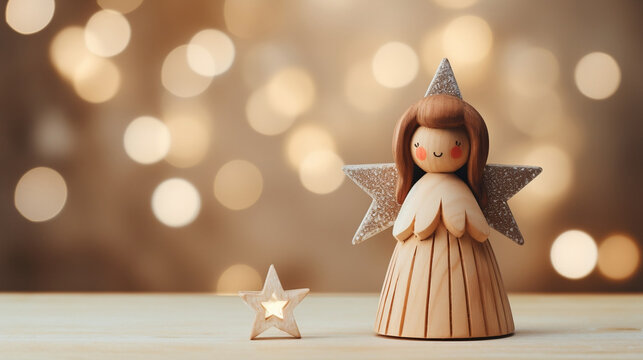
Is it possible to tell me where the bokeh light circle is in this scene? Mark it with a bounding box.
[344,60,393,113]
[574,52,621,100]
[372,41,419,88]
[285,125,336,169]
[266,67,316,117]
[163,102,211,168]
[162,45,213,97]
[188,29,235,77]
[123,116,171,164]
[442,15,492,64]
[507,90,562,137]
[185,45,214,77]
[5,0,55,35]
[84,10,131,57]
[298,150,345,194]
[504,45,559,96]
[214,160,263,210]
[97,0,144,14]
[15,167,67,222]
[50,26,91,80]
[216,264,263,293]
[597,234,640,281]
[246,87,295,136]
[550,230,598,279]
[521,144,573,200]
[72,57,121,103]
[151,178,201,227]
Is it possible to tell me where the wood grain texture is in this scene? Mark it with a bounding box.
[0,294,641,359]
[392,173,489,242]
[376,224,512,339]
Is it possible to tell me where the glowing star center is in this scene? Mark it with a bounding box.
[261,293,288,319]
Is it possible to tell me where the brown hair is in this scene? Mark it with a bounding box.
[392,94,489,207]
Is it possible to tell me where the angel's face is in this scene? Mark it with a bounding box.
[410,126,469,173]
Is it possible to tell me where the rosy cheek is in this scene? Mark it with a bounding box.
[416,147,427,161]
[451,146,462,159]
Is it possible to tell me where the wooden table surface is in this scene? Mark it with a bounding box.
[0,294,641,359]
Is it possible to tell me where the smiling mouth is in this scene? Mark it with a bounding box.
[433,152,443,158]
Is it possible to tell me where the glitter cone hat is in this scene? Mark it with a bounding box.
[424,58,462,99]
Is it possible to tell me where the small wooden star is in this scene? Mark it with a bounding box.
[239,265,309,339]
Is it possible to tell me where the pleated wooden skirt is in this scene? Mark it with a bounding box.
[375,223,514,339]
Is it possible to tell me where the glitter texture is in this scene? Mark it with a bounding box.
[342,163,400,245]
[343,163,542,245]
[424,58,462,99]
[482,164,542,245]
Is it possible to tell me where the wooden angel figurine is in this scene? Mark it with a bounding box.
[377,91,512,339]
[343,58,542,340]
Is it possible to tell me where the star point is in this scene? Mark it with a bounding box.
[343,164,400,245]
[482,164,543,245]
[425,58,462,99]
[239,265,309,339]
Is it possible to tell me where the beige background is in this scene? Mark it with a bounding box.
[0,0,641,292]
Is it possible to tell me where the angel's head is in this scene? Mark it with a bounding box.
[393,94,489,206]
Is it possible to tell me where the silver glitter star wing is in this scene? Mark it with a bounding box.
[425,58,462,99]
[482,164,542,245]
[343,164,542,245]
[342,164,400,245]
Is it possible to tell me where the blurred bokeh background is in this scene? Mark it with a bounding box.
[1,0,641,293]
